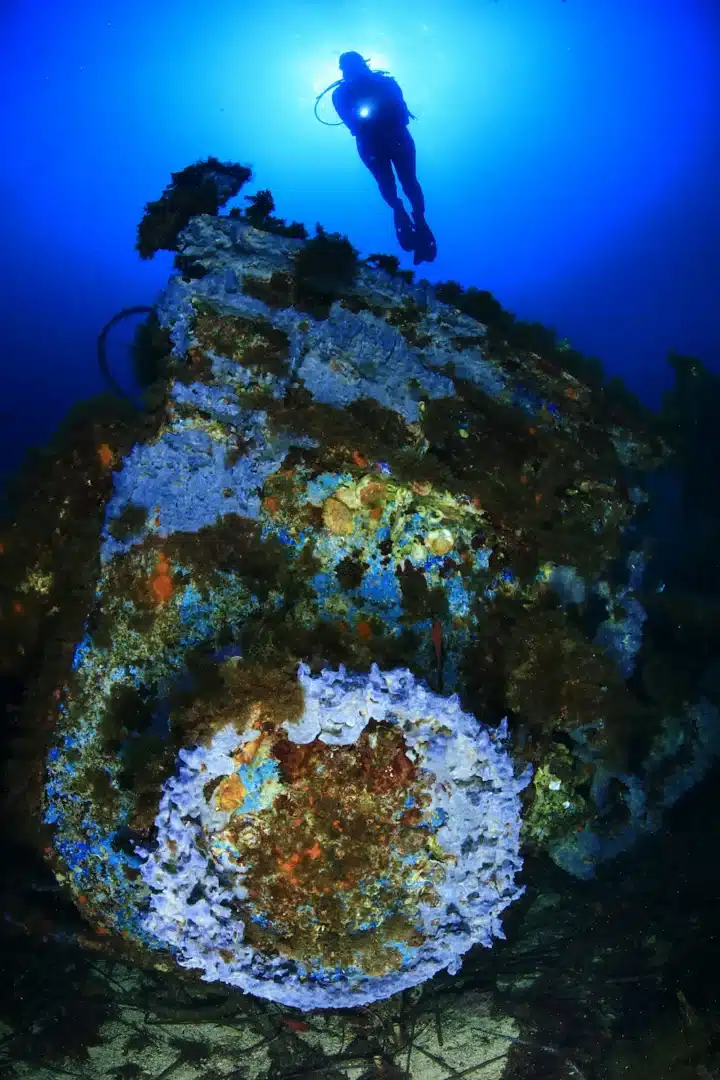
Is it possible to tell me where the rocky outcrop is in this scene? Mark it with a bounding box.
[3,205,717,1012]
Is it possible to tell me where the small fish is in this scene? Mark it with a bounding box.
[431,618,444,690]
[281,1016,310,1033]
[431,617,442,656]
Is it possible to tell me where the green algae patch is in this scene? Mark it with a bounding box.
[191,302,291,377]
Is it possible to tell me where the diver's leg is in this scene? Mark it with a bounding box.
[391,130,426,220]
[357,136,415,251]
[391,130,436,264]
[357,137,400,208]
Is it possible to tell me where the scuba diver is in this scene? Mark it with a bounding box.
[327,52,437,265]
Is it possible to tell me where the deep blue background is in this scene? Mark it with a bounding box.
[2,0,718,486]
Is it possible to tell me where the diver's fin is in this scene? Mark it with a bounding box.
[393,205,416,252]
[412,220,437,265]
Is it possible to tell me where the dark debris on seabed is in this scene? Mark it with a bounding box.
[0,750,719,1080]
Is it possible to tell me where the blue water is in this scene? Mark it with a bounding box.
[1,0,718,484]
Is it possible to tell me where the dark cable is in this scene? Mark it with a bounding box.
[97,305,154,399]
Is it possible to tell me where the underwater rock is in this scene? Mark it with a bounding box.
[4,208,718,1007]
[128,664,530,1008]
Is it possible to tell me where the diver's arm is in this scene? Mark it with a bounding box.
[383,77,415,123]
[332,86,360,135]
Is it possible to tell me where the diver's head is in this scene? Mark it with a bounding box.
[339,51,370,80]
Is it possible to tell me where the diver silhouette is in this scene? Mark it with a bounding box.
[331,52,437,265]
